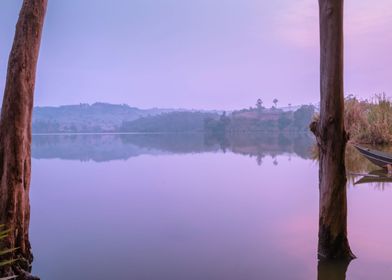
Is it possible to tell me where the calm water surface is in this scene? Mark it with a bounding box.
[29,134,392,279]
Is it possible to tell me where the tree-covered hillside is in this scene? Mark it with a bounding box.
[32,102,316,134]
[205,105,316,134]
[32,103,175,133]
[120,111,219,133]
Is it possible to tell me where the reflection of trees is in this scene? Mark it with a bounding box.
[32,134,221,162]
[369,184,392,191]
[205,131,314,161]
[120,133,219,154]
[345,144,377,174]
[32,132,314,165]
[345,144,392,189]
[313,143,392,190]
[256,155,262,166]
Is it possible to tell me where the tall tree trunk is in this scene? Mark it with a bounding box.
[310,0,355,260]
[0,0,47,278]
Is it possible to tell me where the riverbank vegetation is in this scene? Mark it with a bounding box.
[204,105,315,134]
[345,94,392,145]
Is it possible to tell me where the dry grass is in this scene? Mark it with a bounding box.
[345,94,392,145]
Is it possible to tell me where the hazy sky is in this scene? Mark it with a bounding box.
[1,0,391,110]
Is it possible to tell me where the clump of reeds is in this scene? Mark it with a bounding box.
[345,93,392,145]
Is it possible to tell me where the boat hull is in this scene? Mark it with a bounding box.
[354,145,392,168]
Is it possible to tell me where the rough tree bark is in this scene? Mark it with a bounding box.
[317,260,351,280]
[0,0,47,278]
[310,0,355,260]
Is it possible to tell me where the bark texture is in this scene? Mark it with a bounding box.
[310,0,355,260]
[0,0,47,278]
[317,260,351,280]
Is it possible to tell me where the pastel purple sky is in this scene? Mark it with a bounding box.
[1,0,391,110]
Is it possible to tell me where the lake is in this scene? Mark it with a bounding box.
[29,133,392,279]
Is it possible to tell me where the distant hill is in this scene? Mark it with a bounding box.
[32,102,316,134]
[32,103,175,133]
[120,111,220,133]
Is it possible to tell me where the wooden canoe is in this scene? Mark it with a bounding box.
[354,145,392,169]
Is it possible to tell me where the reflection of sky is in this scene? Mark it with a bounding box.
[1,1,392,109]
[347,181,392,279]
[29,146,392,279]
[30,153,319,279]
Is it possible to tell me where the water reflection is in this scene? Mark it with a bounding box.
[318,260,351,280]
[353,169,392,186]
[32,132,314,164]
[28,134,392,279]
[30,132,319,279]
[345,144,378,175]
[346,144,392,190]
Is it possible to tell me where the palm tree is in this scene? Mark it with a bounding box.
[273,98,278,108]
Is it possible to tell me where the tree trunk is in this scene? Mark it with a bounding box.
[0,0,47,278]
[317,260,351,280]
[310,0,355,260]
